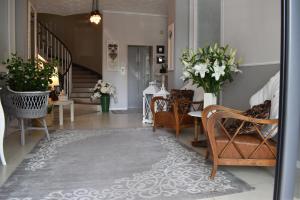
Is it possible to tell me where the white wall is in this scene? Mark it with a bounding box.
[0,0,16,72]
[15,0,29,59]
[221,0,281,109]
[197,0,220,48]
[221,0,280,65]
[102,11,167,110]
[168,0,189,89]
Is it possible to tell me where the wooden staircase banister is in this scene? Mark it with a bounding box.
[37,21,73,97]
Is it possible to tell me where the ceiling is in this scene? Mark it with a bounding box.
[31,0,169,16]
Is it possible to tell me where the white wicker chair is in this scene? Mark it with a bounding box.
[3,87,50,145]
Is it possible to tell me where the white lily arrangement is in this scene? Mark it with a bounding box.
[180,43,242,96]
[90,80,117,102]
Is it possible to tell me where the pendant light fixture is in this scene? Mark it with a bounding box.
[90,0,101,24]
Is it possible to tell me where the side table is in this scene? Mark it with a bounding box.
[188,111,207,147]
[53,100,74,126]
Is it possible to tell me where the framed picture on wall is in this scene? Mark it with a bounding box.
[157,56,165,64]
[168,23,175,71]
[156,45,165,54]
[107,41,119,71]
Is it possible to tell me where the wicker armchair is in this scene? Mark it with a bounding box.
[202,105,278,179]
[151,89,203,137]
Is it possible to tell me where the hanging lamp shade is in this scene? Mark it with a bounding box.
[90,0,101,24]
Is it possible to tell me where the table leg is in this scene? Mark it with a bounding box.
[194,117,199,142]
[70,102,74,122]
[191,117,207,148]
[59,105,63,126]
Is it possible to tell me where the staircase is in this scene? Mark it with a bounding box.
[71,64,102,104]
[37,21,102,104]
[37,21,72,97]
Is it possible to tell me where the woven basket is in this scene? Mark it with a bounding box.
[3,87,49,119]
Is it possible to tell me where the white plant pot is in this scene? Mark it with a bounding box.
[204,93,217,108]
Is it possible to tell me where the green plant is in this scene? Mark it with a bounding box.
[3,55,58,91]
[180,43,242,96]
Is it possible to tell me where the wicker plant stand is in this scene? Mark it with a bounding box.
[3,87,50,145]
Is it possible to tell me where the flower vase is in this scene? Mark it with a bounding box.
[101,94,110,113]
[203,93,217,109]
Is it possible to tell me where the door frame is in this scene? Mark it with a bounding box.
[274,0,300,199]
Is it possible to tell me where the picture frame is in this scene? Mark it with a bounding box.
[156,45,165,54]
[106,41,119,71]
[156,56,165,64]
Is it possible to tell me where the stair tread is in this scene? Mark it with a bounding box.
[72,97,100,105]
[71,64,102,105]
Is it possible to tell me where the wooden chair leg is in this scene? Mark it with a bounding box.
[205,150,210,160]
[152,124,156,132]
[210,162,218,179]
[176,128,180,138]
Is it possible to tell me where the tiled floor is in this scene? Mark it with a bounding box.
[0,104,283,199]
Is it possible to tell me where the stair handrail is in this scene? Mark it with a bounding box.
[37,20,73,97]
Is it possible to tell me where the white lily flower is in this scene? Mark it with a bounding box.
[194,63,208,78]
[231,49,237,57]
[212,63,226,81]
[228,57,235,65]
[182,60,190,67]
[230,65,242,73]
[183,71,190,78]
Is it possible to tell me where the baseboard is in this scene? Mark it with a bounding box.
[109,107,128,111]
[297,161,300,169]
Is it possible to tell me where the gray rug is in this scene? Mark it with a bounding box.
[0,128,253,200]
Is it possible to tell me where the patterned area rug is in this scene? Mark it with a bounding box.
[0,128,253,200]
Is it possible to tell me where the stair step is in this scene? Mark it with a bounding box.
[73,82,95,88]
[72,87,93,93]
[72,70,99,77]
[71,64,102,105]
[72,74,100,79]
[72,98,100,105]
[73,76,98,79]
[71,92,92,98]
[73,78,98,83]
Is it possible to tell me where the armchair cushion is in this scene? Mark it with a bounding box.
[181,80,204,102]
[226,100,271,135]
[167,89,194,111]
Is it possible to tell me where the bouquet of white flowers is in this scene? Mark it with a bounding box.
[90,80,117,102]
[180,43,241,96]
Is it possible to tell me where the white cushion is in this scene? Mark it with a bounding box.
[249,71,280,118]
[181,80,204,102]
[249,71,280,137]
